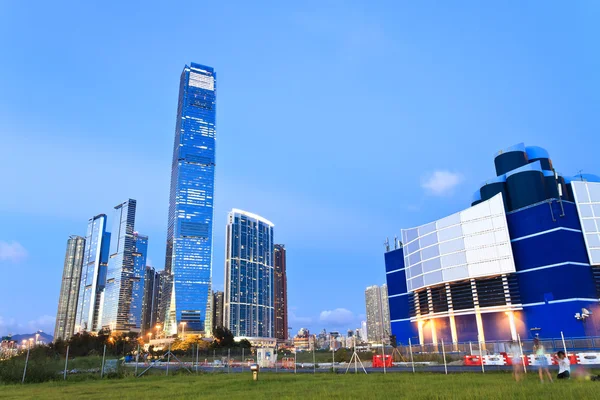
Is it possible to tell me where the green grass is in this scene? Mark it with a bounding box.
[2,372,599,399]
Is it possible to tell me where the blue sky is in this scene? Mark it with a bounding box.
[0,1,599,336]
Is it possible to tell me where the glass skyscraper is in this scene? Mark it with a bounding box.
[101,199,146,332]
[75,214,110,333]
[164,63,217,334]
[54,235,85,341]
[224,209,274,338]
[273,244,288,340]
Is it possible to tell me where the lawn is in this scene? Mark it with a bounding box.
[2,372,599,399]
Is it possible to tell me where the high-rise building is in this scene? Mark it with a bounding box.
[212,291,224,331]
[273,244,288,340]
[163,63,217,335]
[101,199,146,333]
[141,266,161,334]
[360,321,367,342]
[386,143,600,344]
[224,209,274,338]
[54,235,85,341]
[365,285,391,343]
[75,214,110,333]
[155,270,170,326]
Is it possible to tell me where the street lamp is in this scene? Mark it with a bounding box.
[180,322,187,339]
[155,324,161,339]
[147,333,152,343]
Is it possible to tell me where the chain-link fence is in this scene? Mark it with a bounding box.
[4,335,600,384]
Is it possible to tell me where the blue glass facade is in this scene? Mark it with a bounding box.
[101,199,144,332]
[75,214,110,333]
[164,63,216,334]
[224,210,274,338]
[386,144,600,344]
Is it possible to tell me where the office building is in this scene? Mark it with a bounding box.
[365,285,391,343]
[224,209,274,338]
[385,143,600,345]
[101,199,146,333]
[75,214,110,333]
[293,328,315,351]
[54,236,85,341]
[163,63,217,335]
[141,266,161,334]
[212,291,224,331]
[155,270,170,326]
[274,244,288,340]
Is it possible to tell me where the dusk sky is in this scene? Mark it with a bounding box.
[1,1,599,337]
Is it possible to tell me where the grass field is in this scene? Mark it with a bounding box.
[2,372,599,399]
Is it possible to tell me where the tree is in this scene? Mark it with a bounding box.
[211,327,234,348]
[237,339,252,349]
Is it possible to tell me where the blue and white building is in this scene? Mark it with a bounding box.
[163,63,217,335]
[224,209,275,339]
[385,144,600,344]
[101,199,147,333]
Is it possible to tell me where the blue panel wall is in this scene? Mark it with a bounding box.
[455,314,478,342]
[523,301,600,339]
[517,264,597,304]
[506,201,581,239]
[384,248,405,273]
[388,295,410,321]
[391,320,417,344]
[511,230,589,272]
[387,270,408,298]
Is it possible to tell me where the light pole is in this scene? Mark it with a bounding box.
[180,322,186,340]
[155,324,161,339]
[147,333,152,343]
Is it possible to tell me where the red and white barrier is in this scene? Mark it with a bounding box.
[483,354,507,365]
[576,353,600,365]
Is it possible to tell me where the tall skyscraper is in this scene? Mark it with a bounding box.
[141,266,160,334]
[75,214,110,333]
[54,235,85,341]
[212,291,224,331]
[155,270,170,326]
[101,199,146,333]
[163,63,217,335]
[273,244,288,340]
[365,284,391,343]
[224,209,274,338]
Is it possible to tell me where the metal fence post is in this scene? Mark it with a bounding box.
[166,342,171,376]
[479,338,485,374]
[313,345,316,374]
[64,345,70,380]
[241,348,244,373]
[21,344,31,384]
[196,344,200,373]
[561,331,568,355]
[332,347,335,373]
[294,349,297,374]
[408,338,415,373]
[101,344,106,378]
[135,344,139,376]
[441,339,447,375]
[228,348,231,374]
[517,333,527,374]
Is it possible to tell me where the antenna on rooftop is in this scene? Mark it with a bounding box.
[384,238,390,252]
[394,236,398,250]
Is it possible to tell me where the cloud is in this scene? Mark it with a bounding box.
[0,241,27,263]
[0,315,55,337]
[319,308,355,326]
[289,310,313,327]
[421,170,463,196]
